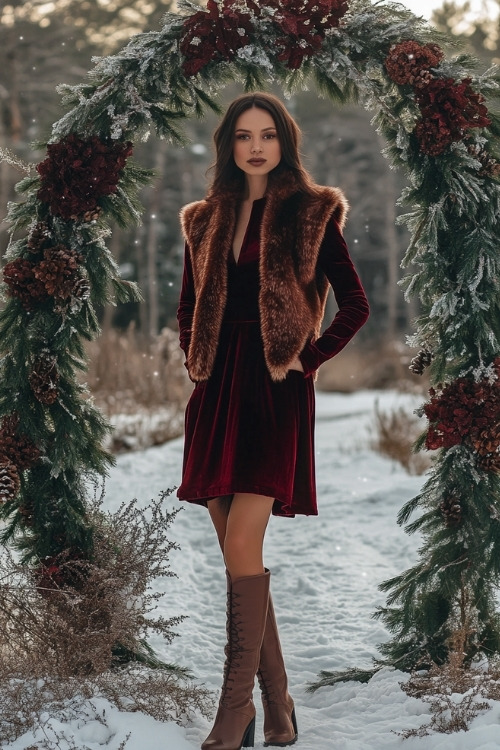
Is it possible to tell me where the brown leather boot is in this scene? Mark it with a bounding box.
[257,593,298,747]
[202,570,270,750]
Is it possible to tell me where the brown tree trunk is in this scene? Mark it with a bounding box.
[6,30,23,142]
[101,225,122,334]
[145,143,166,338]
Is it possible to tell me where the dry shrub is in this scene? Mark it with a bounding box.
[317,340,429,393]
[399,628,500,738]
[0,489,213,746]
[371,400,431,475]
[0,669,212,748]
[105,407,186,453]
[84,325,193,451]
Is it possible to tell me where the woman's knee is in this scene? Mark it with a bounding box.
[223,529,263,564]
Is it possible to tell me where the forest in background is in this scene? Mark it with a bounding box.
[1,0,498,347]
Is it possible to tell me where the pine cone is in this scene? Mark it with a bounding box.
[0,456,21,503]
[412,70,434,88]
[3,257,49,310]
[33,245,81,299]
[385,41,443,87]
[409,348,433,375]
[478,453,500,473]
[72,276,91,301]
[82,206,102,222]
[472,423,500,457]
[29,352,59,405]
[27,221,51,254]
[440,495,462,527]
[0,413,41,470]
[466,142,500,177]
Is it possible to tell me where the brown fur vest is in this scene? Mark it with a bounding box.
[180,175,349,382]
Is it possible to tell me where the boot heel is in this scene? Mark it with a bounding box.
[291,707,298,735]
[242,716,255,747]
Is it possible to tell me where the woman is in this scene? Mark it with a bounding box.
[177,92,369,750]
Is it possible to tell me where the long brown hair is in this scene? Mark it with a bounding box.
[207,92,314,198]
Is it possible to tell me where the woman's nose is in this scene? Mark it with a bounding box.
[251,141,263,153]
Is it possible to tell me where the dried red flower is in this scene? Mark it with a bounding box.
[385,40,443,86]
[423,359,500,472]
[414,118,454,157]
[180,0,349,74]
[37,134,133,221]
[266,0,349,69]
[180,0,254,76]
[414,77,491,156]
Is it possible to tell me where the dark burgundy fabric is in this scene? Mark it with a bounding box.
[176,197,369,517]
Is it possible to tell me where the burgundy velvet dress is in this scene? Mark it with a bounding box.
[176,197,369,517]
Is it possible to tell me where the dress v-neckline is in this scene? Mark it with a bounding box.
[232,197,266,266]
[233,219,251,266]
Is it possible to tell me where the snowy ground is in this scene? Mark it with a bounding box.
[6,390,500,749]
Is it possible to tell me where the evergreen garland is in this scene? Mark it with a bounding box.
[1,0,499,676]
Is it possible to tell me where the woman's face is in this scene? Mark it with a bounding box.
[233,106,281,176]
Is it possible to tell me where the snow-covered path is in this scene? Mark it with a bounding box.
[7,390,500,749]
[102,389,500,750]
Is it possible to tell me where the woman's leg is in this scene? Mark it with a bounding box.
[223,493,274,579]
[207,495,232,553]
[208,493,274,578]
[202,494,274,750]
[207,495,297,747]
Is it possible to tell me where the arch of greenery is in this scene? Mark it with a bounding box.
[1,0,499,679]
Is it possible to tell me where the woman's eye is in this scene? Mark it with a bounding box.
[236,134,249,140]
[264,133,277,139]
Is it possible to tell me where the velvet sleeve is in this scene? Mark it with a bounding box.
[176,242,195,359]
[298,217,370,378]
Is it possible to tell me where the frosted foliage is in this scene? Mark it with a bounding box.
[107,105,133,141]
[396,127,410,151]
[487,329,499,351]
[177,0,203,13]
[472,360,499,384]
[467,255,486,296]
[236,45,274,73]
[453,445,483,482]
[430,292,459,320]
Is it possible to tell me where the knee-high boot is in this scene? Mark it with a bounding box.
[257,592,298,747]
[202,570,270,750]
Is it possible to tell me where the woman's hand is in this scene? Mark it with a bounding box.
[287,356,304,373]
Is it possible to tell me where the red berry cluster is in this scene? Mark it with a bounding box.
[37,134,132,221]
